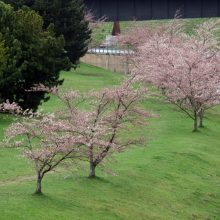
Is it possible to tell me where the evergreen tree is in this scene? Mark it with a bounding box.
[4,0,91,66]
[0,36,7,75]
[0,2,71,110]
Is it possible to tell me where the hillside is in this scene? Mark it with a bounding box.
[0,63,219,219]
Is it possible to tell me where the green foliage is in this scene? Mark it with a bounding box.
[4,0,91,66]
[0,2,71,110]
[0,36,7,76]
[35,0,91,65]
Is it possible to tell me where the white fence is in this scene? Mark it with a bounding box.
[81,47,133,74]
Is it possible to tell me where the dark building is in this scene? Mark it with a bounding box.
[84,0,220,21]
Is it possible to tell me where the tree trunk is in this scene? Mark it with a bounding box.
[199,109,204,128]
[89,162,96,178]
[35,173,43,194]
[193,111,198,132]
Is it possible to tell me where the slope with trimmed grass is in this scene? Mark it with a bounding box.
[0,63,219,220]
[92,18,218,45]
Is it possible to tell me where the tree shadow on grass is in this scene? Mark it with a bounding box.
[75,72,104,77]
[80,175,111,184]
[31,191,81,210]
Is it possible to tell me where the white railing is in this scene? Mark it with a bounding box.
[87,47,133,56]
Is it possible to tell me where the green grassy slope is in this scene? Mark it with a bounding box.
[0,63,219,220]
[92,18,217,45]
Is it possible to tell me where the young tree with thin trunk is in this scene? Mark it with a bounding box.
[82,81,148,178]
[35,79,149,178]
[5,113,82,194]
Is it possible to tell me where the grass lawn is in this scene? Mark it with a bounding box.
[92,18,219,45]
[0,63,220,220]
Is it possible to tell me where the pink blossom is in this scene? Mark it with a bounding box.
[122,19,220,131]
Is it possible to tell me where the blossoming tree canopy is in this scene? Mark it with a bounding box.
[121,19,220,131]
[5,78,150,193]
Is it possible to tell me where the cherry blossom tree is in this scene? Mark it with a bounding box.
[190,19,220,128]
[79,81,148,178]
[122,19,220,131]
[5,113,82,194]
[4,78,149,195]
[33,79,149,178]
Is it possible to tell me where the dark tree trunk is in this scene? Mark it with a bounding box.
[89,162,96,178]
[199,109,204,128]
[193,111,198,132]
[35,173,43,194]
[112,21,121,36]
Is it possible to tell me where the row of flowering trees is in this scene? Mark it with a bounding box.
[120,19,220,131]
[3,78,149,194]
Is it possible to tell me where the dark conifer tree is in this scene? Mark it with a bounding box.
[4,0,91,66]
[0,2,71,110]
